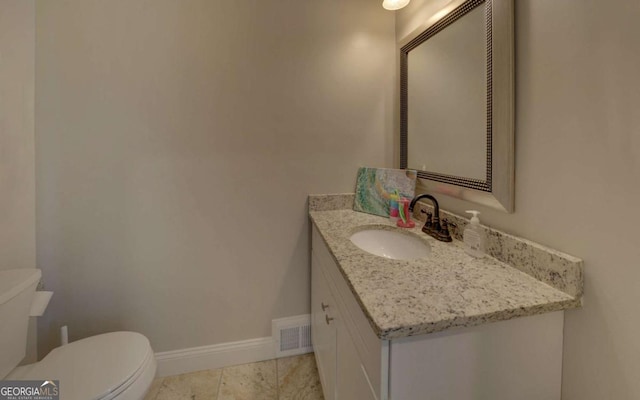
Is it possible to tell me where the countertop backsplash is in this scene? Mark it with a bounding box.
[308,193,355,212]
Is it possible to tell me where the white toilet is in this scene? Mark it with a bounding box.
[1,268,157,400]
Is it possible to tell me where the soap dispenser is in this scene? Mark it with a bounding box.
[464,210,485,258]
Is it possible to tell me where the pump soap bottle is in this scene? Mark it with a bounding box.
[464,210,485,258]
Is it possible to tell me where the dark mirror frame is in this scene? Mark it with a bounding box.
[399,0,515,213]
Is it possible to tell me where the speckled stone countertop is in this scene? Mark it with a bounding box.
[309,206,581,340]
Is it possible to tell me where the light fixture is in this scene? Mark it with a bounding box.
[382,0,411,10]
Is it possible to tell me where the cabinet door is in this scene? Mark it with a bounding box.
[313,226,386,399]
[336,317,379,400]
[311,251,337,400]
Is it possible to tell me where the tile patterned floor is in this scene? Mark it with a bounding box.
[145,353,325,400]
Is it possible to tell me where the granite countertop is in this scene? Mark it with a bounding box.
[310,208,580,340]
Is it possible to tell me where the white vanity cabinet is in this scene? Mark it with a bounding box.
[311,226,565,400]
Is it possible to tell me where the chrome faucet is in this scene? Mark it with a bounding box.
[408,194,453,242]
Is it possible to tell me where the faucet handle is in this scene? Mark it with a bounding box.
[420,209,433,219]
[437,219,454,242]
[420,210,433,226]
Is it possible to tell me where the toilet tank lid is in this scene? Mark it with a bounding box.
[0,269,41,305]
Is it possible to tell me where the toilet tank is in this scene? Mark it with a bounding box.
[0,268,41,378]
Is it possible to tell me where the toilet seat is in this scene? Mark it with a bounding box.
[101,348,156,400]
[14,331,156,400]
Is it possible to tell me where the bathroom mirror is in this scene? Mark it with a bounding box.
[400,0,514,212]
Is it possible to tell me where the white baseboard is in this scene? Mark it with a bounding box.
[155,337,276,377]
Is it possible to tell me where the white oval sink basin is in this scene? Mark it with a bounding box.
[349,228,431,260]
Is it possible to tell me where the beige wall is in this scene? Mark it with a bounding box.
[398,0,640,399]
[35,0,395,354]
[0,0,36,271]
